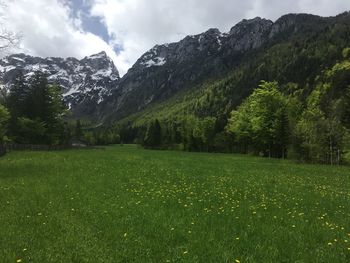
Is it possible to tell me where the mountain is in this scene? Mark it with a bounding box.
[98,12,350,125]
[99,13,343,122]
[99,16,274,121]
[0,51,119,119]
[1,12,350,126]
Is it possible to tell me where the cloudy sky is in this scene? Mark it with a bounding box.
[3,0,350,76]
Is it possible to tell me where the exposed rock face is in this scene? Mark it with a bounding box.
[228,17,273,51]
[0,51,119,118]
[1,13,344,123]
[100,13,339,123]
[99,16,285,121]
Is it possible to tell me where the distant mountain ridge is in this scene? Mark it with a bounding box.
[0,51,119,118]
[1,11,350,124]
[99,12,348,123]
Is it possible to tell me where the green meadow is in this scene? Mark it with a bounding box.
[0,145,349,262]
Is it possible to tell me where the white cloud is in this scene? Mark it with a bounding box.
[4,0,118,73]
[2,0,350,76]
[91,0,350,76]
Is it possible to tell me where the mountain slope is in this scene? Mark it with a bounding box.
[100,12,349,123]
[0,51,119,119]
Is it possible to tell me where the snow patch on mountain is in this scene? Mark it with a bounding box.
[0,52,120,116]
[142,57,167,67]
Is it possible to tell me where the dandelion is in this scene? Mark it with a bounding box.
[327,242,332,246]
[16,260,22,263]
[235,259,240,263]
[236,237,240,240]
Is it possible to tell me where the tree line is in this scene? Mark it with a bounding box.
[0,57,349,165]
[122,57,350,165]
[0,71,120,147]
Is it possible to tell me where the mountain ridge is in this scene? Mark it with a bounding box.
[1,11,350,124]
[99,12,346,123]
[0,51,119,119]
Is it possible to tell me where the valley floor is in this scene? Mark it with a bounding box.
[0,145,349,262]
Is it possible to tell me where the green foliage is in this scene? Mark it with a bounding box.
[342,47,350,59]
[83,131,96,146]
[0,104,10,142]
[227,81,289,157]
[75,120,83,140]
[0,146,349,261]
[6,72,67,145]
[144,119,162,148]
[294,67,349,163]
[16,117,47,144]
[115,48,350,164]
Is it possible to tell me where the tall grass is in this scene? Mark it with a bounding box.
[0,145,349,262]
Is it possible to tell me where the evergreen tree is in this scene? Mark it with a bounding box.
[27,71,49,121]
[7,71,28,138]
[0,104,10,142]
[6,71,66,145]
[75,120,83,140]
[44,84,66,144]
[144,119,162,148]
[7,71,27,116]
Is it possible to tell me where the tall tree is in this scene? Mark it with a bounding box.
[75,120,83,140]
[227,81,288,157]
[144,119,162,148]
[0,104,10,142]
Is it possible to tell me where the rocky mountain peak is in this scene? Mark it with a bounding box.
[0,51,120,118]
[269,13,324,38]
[229,17,273,35]
[226,17,273,51]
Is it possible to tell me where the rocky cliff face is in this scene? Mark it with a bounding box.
[104,17,269,120]
[100,14,326,122]
[1,12,345,123]
[0,51,119,118]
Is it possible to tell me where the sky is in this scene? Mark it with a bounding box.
[2,0,350,76]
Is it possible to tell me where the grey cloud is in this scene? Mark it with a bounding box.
[3,0,350,76]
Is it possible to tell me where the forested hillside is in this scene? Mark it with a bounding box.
[108,12,350,164]
[1,12,350,164]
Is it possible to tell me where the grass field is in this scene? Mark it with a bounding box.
[0,145,349,262]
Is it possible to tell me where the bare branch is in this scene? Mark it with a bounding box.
[0,0,21,56]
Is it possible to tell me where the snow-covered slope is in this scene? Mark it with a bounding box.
[0,51,119,118]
